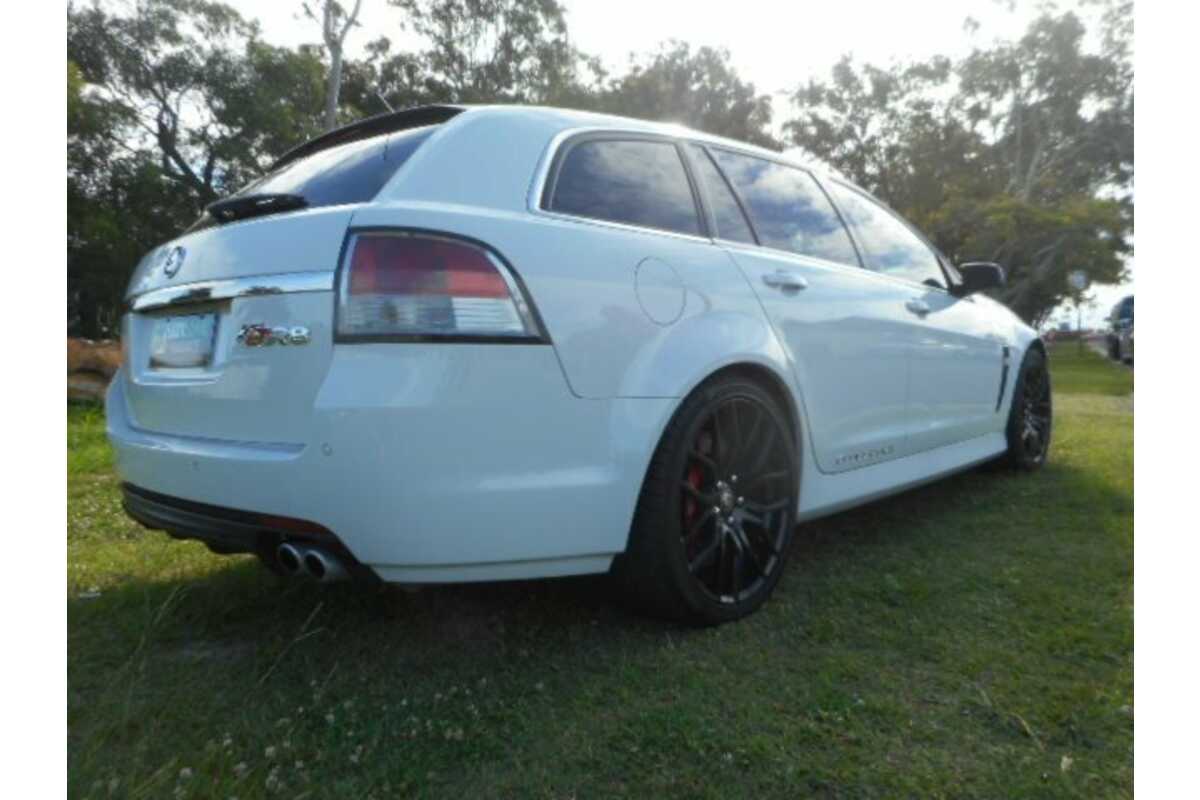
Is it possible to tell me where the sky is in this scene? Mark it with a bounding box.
[217,0,1135,327]
[237,1,1048,87]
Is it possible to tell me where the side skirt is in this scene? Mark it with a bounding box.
[796,432,1007,523]
[372,555,616,584]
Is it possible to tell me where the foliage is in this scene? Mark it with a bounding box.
[928,191,1129,325]
[67,0,327,336]
[68,0,330,201]
[786,3,1133,325]
[597,41,779,149]
[68,52,192,336]
[346,0,600,108]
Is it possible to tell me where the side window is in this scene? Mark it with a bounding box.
[826,182,946,288]
[547,138,701,236]
[709,149,859,266]
[686,144,755,244]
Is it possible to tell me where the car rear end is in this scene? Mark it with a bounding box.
[107,107,660,584]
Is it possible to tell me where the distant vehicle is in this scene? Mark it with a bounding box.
[1106,296,1133,362]
[107,105,1051,624]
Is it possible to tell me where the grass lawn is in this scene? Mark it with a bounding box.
[67,343,1132,799]
[1048,340,1134,397]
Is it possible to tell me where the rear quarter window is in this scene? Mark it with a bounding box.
[545,138,702,236]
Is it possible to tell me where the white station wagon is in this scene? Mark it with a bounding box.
[108,105,1052,624]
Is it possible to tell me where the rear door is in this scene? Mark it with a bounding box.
[823,180,1005,452]
[693,145,914,473]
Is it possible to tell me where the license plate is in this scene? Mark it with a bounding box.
[149,313,217,368]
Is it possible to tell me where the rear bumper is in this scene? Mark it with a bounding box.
[121,482,373,576]
[106,346,676,583]
[122,482,274,550]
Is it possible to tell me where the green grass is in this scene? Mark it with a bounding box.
[1047,341,1134,397]
[67,402,114,476]
[67,346,1133,799]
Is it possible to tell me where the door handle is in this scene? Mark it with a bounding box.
[905,299,931,317]
[762,271,808,292]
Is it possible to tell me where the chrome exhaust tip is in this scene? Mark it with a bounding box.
[301,547,349,583]
[276,542,304,576]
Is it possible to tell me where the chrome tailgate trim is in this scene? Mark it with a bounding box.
[129,271,334,313]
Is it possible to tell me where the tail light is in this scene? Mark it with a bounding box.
[335,231,543,340]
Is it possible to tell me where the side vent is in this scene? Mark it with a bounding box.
[995,346,1012,412]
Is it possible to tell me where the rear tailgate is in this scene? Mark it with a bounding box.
[120,206,353,444]
[119,120,449,444]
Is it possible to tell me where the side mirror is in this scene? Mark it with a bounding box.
[954,262,1006,296]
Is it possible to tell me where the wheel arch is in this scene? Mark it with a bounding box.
[996,334,1048,426]
[697,361,804,456]
[629,356,808,521]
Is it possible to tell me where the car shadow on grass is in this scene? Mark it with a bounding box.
[69,450,1130,684]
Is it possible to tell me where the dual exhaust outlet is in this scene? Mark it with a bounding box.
[275,542,349,583]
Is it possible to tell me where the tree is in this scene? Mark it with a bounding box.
[597,42,778,149]
[68,59,194,336]
[360,0,599,106]
[956,5,1133,203]
[302,0,364,131]
[66,0,327,337]
[784,4,1133,324]
[786,55,973,217]
[68,0,326,207]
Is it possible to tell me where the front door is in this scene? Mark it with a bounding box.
[690,145,914,474]
[905,288,1007,451]
[823,180,1004,453]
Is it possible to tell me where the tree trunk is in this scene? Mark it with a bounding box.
[324,42,343,132]
[317,0,362,133]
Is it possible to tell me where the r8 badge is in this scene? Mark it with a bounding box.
[237,324,311,347]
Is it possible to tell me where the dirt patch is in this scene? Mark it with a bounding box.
[68,338,122,402]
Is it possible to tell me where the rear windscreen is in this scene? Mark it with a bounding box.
[188,124,436,231]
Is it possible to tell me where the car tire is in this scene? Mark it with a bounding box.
[613,374,799,625]
[1003,347,1053,471]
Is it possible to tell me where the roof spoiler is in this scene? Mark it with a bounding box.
[270,104,467,171]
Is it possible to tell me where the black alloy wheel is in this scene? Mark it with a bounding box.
[1005,347,1053,470]
[615,375,799,624]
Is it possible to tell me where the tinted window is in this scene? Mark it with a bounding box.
[190,125,437,231]
[710,149,858,266]
[687,144,755,244]
[243,125,435,207]
[548,139,702,236]
[827,182,945,287]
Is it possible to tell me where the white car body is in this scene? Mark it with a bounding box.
[107,105,1039,585]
